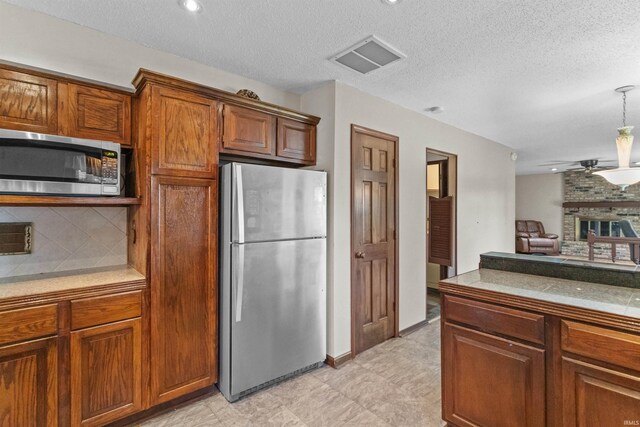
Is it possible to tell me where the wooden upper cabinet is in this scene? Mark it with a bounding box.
[151,86,218,178]
[150,175,217,404]
[443,323,546,427]
[277,118,316,163]
[222,104,275,155]
[64,83,131,146]
[70,318,142,427]
[0,68,58,134]
[0,337,58,426]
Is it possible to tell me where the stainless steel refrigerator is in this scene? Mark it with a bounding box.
[218,162,327,402]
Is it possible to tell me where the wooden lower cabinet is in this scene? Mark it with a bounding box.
[0,337,58,427]
[441,293,640,427]
[70,318,142,427]
[442,323,546,427]
[562,357,640,427]
[150,175,217,404]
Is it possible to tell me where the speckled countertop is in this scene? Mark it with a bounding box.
[0,265,146,300]
[441,269,640,319]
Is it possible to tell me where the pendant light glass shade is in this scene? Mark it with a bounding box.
[593,89,640,190]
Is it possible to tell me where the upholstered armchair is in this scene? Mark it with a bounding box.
[515,220,560,255]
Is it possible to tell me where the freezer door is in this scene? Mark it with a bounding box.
[230,238,326,397]
[232,163,326,243]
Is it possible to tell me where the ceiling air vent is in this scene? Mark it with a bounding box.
[331,36,406,75]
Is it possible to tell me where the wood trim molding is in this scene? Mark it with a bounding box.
[439,282,640,333]
[132,69,320,125]
[562,201,640,208]
[325,352,353,369]
[0,280,147,311]
[399,319,430,337]
[0,60,133,94]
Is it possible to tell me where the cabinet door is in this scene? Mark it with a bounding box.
[0,337,57,427]
[150,176,217,404]
[151,86,218,178]
[0,69,57,133]
[276,118,316,164]
[65,84,131,146]
[70,318,142,427]
[222,104,275,155]
[443,323,546,427]
[562,357,640,427]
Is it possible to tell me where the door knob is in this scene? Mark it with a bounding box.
[355,251,365,259]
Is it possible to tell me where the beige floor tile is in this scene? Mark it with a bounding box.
[142,322,444,426]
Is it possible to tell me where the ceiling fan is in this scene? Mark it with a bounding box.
[538,158,616,174]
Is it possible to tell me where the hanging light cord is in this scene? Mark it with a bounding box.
[623,91,627,127]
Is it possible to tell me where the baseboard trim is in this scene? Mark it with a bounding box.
[399,319,430,337]
[325,351,352,368]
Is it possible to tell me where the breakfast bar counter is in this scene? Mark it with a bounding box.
[439,253,640,427]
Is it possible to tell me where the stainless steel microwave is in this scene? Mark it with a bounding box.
[0,129,121,196]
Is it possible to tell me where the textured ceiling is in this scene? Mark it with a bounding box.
[4,0,640,174]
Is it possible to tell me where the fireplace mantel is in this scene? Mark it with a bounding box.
[562,201,640,208]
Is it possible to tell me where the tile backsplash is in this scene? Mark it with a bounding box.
[0,207,127,278]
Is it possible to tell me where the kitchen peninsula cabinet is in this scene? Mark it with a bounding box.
[0,62,132,145]
[440,268,640,427]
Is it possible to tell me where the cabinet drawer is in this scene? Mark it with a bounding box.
[0,304,58,345]
[443,295,545,345]
[71,291,142,330]
[561,320,640,372]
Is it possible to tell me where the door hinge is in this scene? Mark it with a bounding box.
[393,229,396,240]
[392,158,396,168]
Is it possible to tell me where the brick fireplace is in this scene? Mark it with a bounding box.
[562,171,640,260]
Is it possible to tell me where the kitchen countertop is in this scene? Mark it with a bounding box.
[441,268,640,319]
[0,265,146,301]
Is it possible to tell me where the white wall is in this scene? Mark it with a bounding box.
[516,174,564,237]
[303,82,516,358]
[0,2,299,108]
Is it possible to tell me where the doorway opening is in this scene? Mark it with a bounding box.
[426,149,457,322]
[350,125,399,357]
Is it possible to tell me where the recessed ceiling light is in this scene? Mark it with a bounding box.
[426,106,444,114]
[382,0,400,4]
[635,161,640,165]
[551,168,558,171]
[179,0,202,13]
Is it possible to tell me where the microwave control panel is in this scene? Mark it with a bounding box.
[102,150,119,185]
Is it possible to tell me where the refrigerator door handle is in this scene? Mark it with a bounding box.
[234,244,245,323]
[235,163,245,243]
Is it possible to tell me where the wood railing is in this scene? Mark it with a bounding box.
[587,230,640,264]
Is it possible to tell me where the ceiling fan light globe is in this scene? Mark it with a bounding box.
[593,167,640,191]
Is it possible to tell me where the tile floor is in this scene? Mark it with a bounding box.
[140,322,445,427]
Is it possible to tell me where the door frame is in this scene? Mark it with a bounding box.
[426,148,458,290]
[350,124,400,357]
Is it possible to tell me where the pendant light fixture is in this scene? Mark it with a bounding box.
[593,86,640,190]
